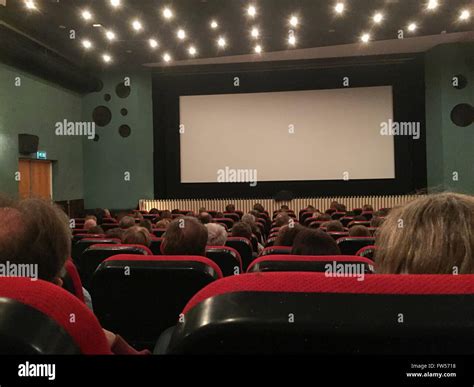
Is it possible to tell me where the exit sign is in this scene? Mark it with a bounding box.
[36,151,47,160]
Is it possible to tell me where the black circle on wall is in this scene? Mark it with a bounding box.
[119,125,131,138]
[121,108,128,116]
[116,82,131,98]
[92,106,112,127]
[104,93,111,101]
[450,104,474,127]
[93,79,104,93]
[452,74,468,90]
[93,134,100,142]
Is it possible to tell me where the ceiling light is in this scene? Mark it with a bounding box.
[427,0,439,10]
[335,2,345,14]
[251,27,260,38]
[210,20,219,29]
[82,40,93,49]
[254,44,262,54]
[110,0,121,7]
[132,20,143,31]
[459,9,471,21]
[24,1,37,10]
[361,33,371,43]
[288,35,297,46]
[408,22,418,32]
[149,39,159,49]
[163,53,172,62]
[81,10,92,21]
[247,5,257,17]
[102,54,112,63]
[105,30,116,41]
[289,16,299,27]
[177,29,186,40]
[163,7,174,19]
[373,12,384,24]
[188,46,197,56]
[217,37,227,48]
[93,24,102,28]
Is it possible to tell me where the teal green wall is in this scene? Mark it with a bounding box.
[0,63,84,200]
[82,71,154,209]
[425,42,474,194]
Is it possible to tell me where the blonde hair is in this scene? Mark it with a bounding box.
[375,192,474,274]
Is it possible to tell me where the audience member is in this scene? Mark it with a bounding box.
[83,218,97,231]
[139,219,153,233]
[292,229,341,256]
[324,220,345,232]
[225,204,236,213]
[205,223,228,246]
[348,225,371,237]
[275,224,304,247]
[123,226,152,247]
[88,225,104,235]
[162,217,208,256]
[198,212,213,224]
[119,216,136,230]
[231,222,252,240]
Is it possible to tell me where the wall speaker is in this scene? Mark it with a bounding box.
[18,134,39,155]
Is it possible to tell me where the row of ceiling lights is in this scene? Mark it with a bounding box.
[23,0,472,64]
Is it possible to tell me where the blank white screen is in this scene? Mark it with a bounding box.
[180,86,395,183]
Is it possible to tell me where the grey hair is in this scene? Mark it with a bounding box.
[205,223,228,246]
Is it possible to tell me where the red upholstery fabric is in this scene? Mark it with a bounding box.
[0,277,111,354]
[64,260,85,302]
[356,245,377,257]
[183,272,474,314]
[247,255,375,272]
[103,255,224,278]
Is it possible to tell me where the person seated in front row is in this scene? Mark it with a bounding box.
[291,229,341,256]
[375,192,474,274]
[162,217,208,256]
[205,223,227,246]
[348,225,371,237]
[123,226,152,247]
[0,196,149,355]
[275,223,304,247]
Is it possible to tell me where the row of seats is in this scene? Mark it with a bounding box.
[2,271,474,354]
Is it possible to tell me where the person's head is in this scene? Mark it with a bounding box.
[362,204,374,212]
[216,212,224,219]
[163,217,208,256]
[242,213,256,224]
[292,229,341,256]
[88,226,104,235]
[0,197,71,284]
[349,225,371,237]
[205,223,228,246]
[330,201,339,209]
[198,207,206,213]
[280,205,290,211]
[198,212,212,225]
[335,203,346,212]
[231,221,252,240]
[139,219,153,233]
[225,204,236,213]
[324,220,345,232]
[274,212,290,227]
[123,226,152,247]
[353,215,368,221]
[306,205,316,212]
[155,219,170,229]
[375,192,474,274]
[103,208,111,218]
[85,214,97,223]
[253,203,265,213]
[275,224,304,247]
[106,227,124,240]
[149,208,160,215]
[316,214,331,222]
[132,211,144,221]
[370,216,385,228]
[160,210,172,220]
[83,218,97,231]
[119,216,136,230]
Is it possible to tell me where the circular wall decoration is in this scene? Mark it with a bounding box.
[119,125,131,138]
[452,74,468,90]
[93,134,100,142]
[450,103,474,127]
[120,108,128,116]
[116,82,131,98]
[92,106,112,127]
[93,79,104,93]
[104,93,111,102]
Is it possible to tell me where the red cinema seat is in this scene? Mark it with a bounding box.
[62,260,85,302]
[331,212,346,220]
[260,246,293,256]
[223,213,240,222]
[150,237,164,255]
[226,237,253,270]
[206,246,242,276]
[336,237,376,255]
[0,277,111,354]
[166,273,474,354]
[79,244,152,287]
[215,218,234,229]
[356,245,377,260]
[91,255,222,350]
[327,231,349,240]
[71,238,121,262]
[247,255,375,274]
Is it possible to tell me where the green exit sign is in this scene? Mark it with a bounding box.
[36,151,47,160]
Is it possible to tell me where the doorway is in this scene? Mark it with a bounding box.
[18,159,53,200]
